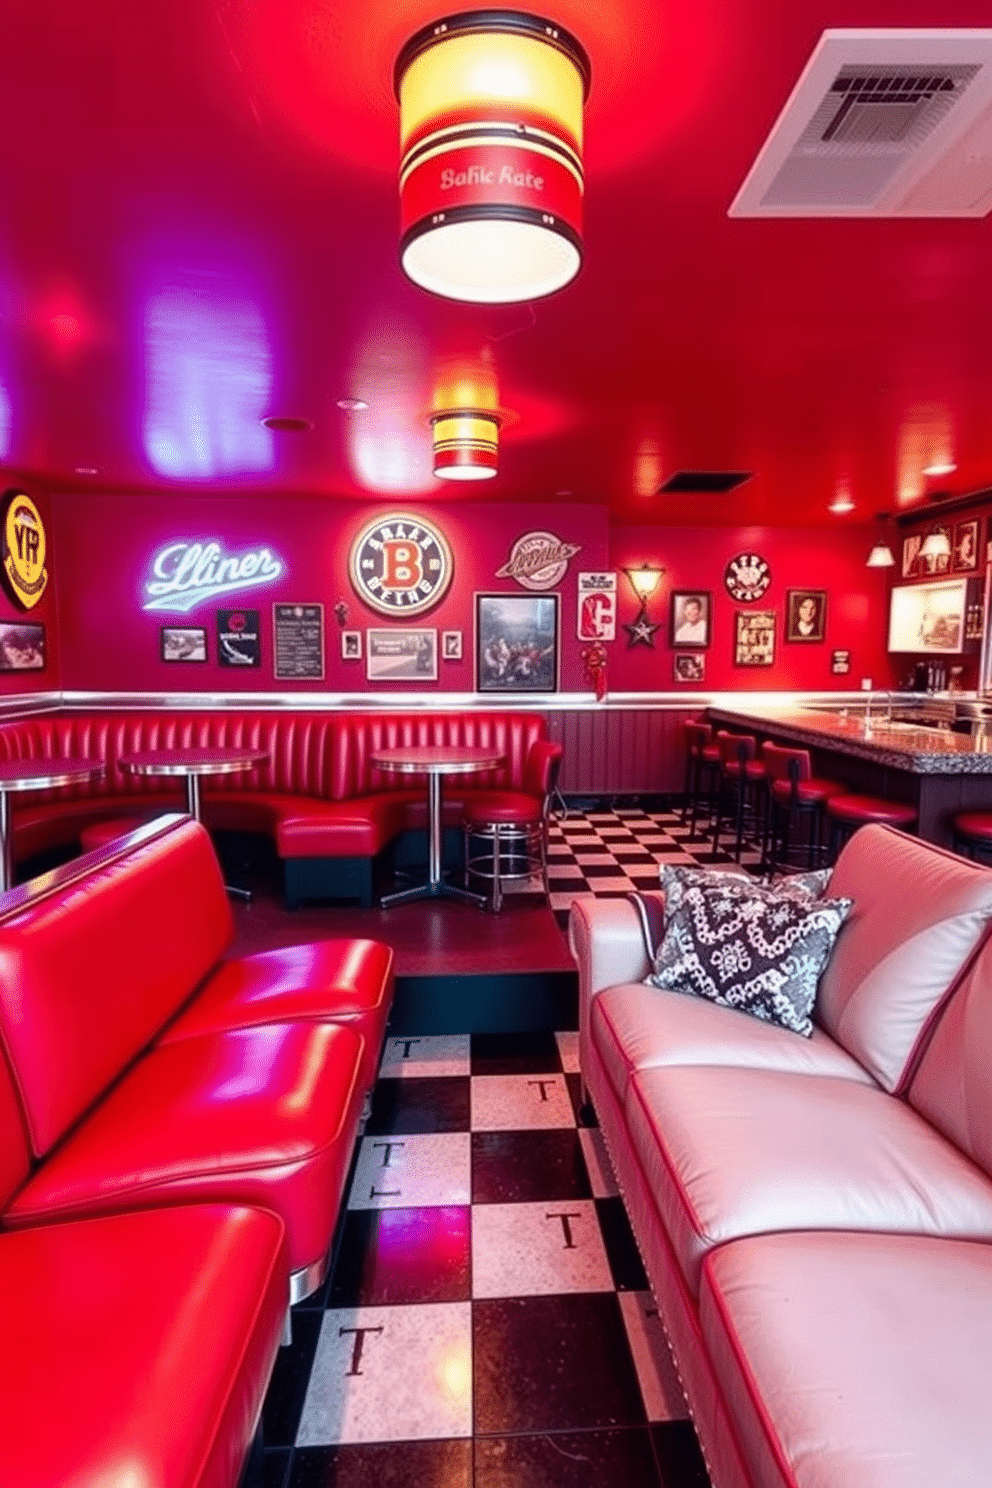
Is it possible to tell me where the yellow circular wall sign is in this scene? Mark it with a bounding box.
[1,491,48,610]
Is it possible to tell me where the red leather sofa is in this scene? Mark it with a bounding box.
[0,812,395,1487]
[0,707,548,905]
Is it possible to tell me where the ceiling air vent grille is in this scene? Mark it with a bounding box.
[657,471,752,494]
[730,30,992,217]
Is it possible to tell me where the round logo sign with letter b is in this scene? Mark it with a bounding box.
[348,513,454,617]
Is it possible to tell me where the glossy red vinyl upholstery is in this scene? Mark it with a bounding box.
[0,1204,288,1488]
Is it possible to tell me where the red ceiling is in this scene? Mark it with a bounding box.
[1,0,991,525]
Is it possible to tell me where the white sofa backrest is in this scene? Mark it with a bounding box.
[909,935,992,1181]
[818,825,992,1093]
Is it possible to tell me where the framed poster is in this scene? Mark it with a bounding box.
[216,609,261,667]
[785,589,827,642]
[831,649,851,674]
[273,603,324,680]
[670,591,711,648]
[953,519,980,574]
[341,630,362,660]
[160,626,207,663]
[366,628,437,682]
[901,534,922,579]
[0,620,45,670]
[673,652,705,683]
[442,630,462,660]
[476,592,559,693]
[577,572,617,641]
[734,609,775,666]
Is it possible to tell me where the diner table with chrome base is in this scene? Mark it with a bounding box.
[371,744,505,908]
[0,758,106,893]
[119,747,269,898]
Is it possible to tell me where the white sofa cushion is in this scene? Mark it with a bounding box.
[818,825,992,1093]
[701,1230,992,1488]
[590,982,874,1106]
[625,1063,992,1296]
[910,936,992,1180]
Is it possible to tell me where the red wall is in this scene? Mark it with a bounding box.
[608,524,896,693]
[51,494,609,693]
[0,483,61,697]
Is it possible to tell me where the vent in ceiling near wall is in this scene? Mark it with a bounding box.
[657,471,753,494]
[730,29,992,217]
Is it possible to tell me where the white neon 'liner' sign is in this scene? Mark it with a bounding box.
[143,540,284,613]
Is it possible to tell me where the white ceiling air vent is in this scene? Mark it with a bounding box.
[730,29,992,217]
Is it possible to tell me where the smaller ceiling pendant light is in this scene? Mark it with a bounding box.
[395,11,591,303]
[431,354,502,480]
[865,512,896,568]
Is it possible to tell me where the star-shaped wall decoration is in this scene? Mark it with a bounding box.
[624,614,659,648]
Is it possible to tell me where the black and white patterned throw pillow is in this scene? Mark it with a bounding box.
[647,874,852,1037]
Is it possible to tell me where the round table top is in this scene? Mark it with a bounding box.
[0,758,105,792]
[119,747,269,778]
[371,744,505,775]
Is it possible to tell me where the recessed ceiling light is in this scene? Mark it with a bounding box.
[74,465,99,475]
[261,416,313,432]
[829,495,855,514]
[923,460,957,476]
[336,398,369,412]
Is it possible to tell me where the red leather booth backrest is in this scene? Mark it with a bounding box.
[0,818,234,1158]
[330,712,546,801]
[0,1043,32,1208]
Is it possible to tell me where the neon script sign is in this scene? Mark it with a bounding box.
[143,540,284,613]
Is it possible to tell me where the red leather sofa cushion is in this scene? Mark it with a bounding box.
[275,793,414,858]
[5,1020,364,1277]
[0,818,233,1156]
[160,938,395,1092]
[0,1203,287,1488]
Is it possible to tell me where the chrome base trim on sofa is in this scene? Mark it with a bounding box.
[289,1251,330,1307]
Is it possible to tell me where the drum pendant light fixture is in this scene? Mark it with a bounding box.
[395,11,591,303]
[431,355,502,479]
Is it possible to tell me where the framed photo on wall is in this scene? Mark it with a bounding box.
[476,592,559,693]
[442,630,462,660]
[953,519,980,573]
[0,620,45,670]
[669,591,711,648]
[366,629,437,682]
[673,652,705,683]
[785,589,827,642]
[341,630,362,660]
[160,626,207,663]
[734,609,775,666]
[902,534,922,579]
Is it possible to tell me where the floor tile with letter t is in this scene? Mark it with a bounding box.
[471,1073,575,1130]
[347,1132,470,1210]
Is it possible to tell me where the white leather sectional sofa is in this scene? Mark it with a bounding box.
[570,825,992,1488]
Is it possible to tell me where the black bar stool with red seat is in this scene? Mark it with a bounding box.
[761,741,846,874]
[713,731,768,863]
[824,793,918,861]
[682,720,721,837]
[951,811,992,863]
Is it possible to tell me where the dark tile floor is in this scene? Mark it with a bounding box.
[238,806,739,1487]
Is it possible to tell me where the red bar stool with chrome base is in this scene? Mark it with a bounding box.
[462,739,564,911]
[681,720,721,836]
[951,812,992,863]
[761,742,846,874]
[824,793,918,861]
[713,731,768,863]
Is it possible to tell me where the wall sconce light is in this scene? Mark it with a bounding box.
[395,11,590,303]
[622,563,664,648]
[919,526,952,563]
[865,513,896,568]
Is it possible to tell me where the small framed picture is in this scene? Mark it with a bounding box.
[734,609,775,666]
[160,626,207,663]
[953,519,980,573]
[785,590,827,643]
[673,652,705,683]
[0,620,45,670]
[902,534,922,579]
[366,628,438,682]
[476,592,559,693]
[442,630,462,660]
[341,630,362,660]
[669,591,711,649]
[831,649,851,674]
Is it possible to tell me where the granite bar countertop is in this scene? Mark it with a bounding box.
[707,704,992,775]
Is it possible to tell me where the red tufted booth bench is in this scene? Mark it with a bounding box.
[0,812,395,1487]
[0,708,548,905]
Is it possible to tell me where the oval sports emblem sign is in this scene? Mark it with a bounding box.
[1,490,49,610]
[348,512,454,617]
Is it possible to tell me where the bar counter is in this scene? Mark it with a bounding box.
[708,702,992,846]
